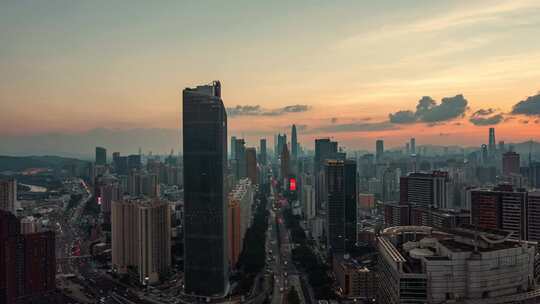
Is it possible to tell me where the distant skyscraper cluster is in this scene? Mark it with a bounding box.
[95,146,107,166]
[6,78,535,303]
[210,117,540,302]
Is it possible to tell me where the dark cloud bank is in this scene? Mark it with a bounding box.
[469,108,504,126]
[389,95,468,124]
[315,94,469,134]
[512,92,540,116]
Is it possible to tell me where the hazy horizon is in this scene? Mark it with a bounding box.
[1,127,539,159]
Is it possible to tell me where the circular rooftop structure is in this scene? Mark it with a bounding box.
[409,248,434,259]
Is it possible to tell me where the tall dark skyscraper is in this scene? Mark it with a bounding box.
[276,133,287,159]
[260,138,267,165]
[234,138,247,180]
[314,139,339,213]
[502,151,520,176]
[531,162,540,188]
[314,139,338,173]
[116,156,129,175]
[95,146,107,165]
[230,136,237,160]
[183,81,229,297]
[410,137,416,155]
[400,171,449,209]
[291,124,298,159]
[489,127,496,156]
[325,159,357,253]
[127,154,142,171]
[281,144,290,181]
[112,152,120,170]
[375,139,384,162]
[246,147,257,184]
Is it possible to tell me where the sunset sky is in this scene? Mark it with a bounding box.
[1,0,540,154]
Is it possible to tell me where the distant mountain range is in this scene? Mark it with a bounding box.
[413,141,540,155]
[506,141,540,156]
[0,128,181,159]
[0,155,88,172]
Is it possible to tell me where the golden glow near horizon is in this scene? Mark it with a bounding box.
[1,0,539,150]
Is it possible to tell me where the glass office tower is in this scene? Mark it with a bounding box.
[183,81,229,297]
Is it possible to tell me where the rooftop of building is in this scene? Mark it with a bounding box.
[379,225,534,271]
[115,197,167,207]
[97,174,118,183]
[184,81,221,97]
[20,215,36,222]
[325,158,355,165]
[229,178,254,200]
[411,206,471,217]
[334,254,375,273]
[530,191,540,197]
[378,236,406,263]
[451,223,510,238]
[381,201,408,208]
[471,184,528,193]
[438,238,521,253]
[407,170,449,178]
[0,177,17,182]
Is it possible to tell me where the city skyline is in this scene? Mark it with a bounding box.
[4,2,540,303]
[1,1,540,154]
